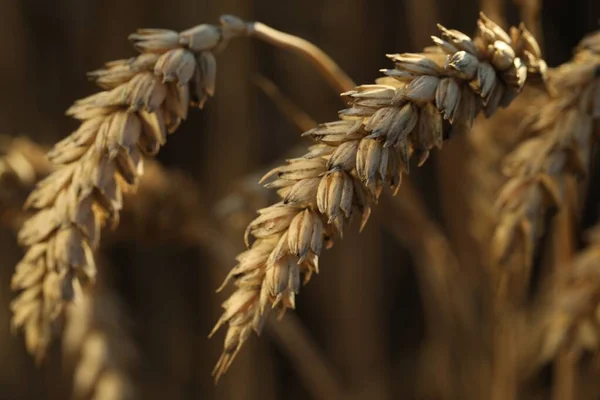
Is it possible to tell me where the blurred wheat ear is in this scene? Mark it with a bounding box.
[492,31,600,304]
[210,13,546,380]
[63,287,138,400]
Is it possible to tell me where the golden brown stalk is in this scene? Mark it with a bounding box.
[513,0,543,49]
[479,0,507,30]
[63,290,138,400]
[211,14,545,380]
[253,74,318,133]
[492,31,600,302]
[377,186,486,400]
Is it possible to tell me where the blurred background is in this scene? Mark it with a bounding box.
[0,0,598,399]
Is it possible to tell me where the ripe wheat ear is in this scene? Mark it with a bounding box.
[9,14,280,361]
[210,13,546,380]
[492,30,600,302]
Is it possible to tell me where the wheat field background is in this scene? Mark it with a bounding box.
[0,0,599,399]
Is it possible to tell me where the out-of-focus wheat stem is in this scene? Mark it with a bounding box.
[253,74,318,132]
[378,184,486,400]
[267,313,346,399]
[211,14,546,380]
[479,0,507,29]
[514,0,543,50]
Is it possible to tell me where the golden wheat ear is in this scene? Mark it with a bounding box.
[9,15,261,361]
[210,13,546,381]
[492,30,600,303]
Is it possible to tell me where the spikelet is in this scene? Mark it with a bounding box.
[210,14,545,380]
[10,15,251,361]
[492,30,600,300]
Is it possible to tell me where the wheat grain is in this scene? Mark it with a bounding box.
[492,30,600,302]
[210,14,545,380]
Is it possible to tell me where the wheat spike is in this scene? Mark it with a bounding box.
[63,290,138,400]
[492,30,600,301]
[9,15,253,361]
[466,85,548,266]
[210,14,545,381]
[539,225,600,364]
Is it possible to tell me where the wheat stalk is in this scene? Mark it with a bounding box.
[63,289,138,400]
[210,13,545,380]
[492,31,600,302]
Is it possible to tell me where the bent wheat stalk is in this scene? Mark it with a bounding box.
[210,13,545,380]
[492,31,600,302]
[11,14,355,361]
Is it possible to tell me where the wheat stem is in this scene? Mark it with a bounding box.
[248,22,355,92]
[514,0,543,50]
[253,74,318,132]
